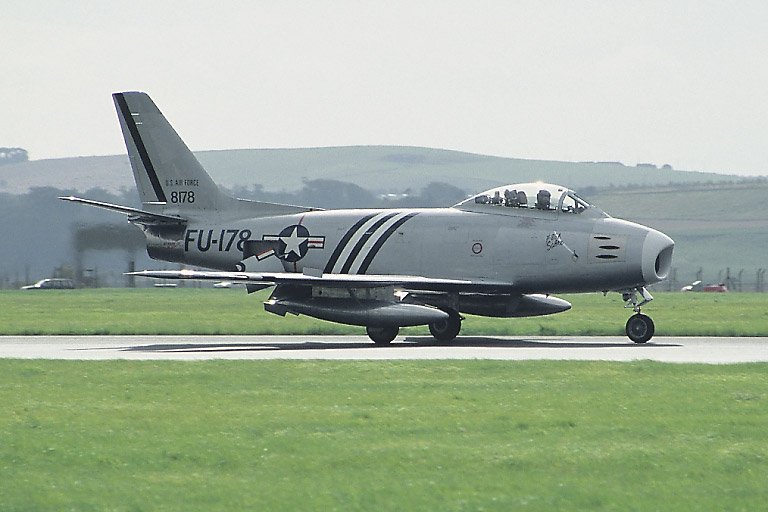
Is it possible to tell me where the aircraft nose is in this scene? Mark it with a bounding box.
[641,228,675,284]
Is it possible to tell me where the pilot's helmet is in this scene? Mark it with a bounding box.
[536,189,551,209]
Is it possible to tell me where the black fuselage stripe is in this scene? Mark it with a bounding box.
[323,213,378,273]
[114,93,167,203]
[339,213,398,274]
[357,213,418,274]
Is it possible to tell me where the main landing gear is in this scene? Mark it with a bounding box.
[365,309,464,345]
[622,287,655,343]
[428,309,463,342]
[366,325,399,345]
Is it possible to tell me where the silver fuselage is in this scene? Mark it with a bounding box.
[146,204,673,295]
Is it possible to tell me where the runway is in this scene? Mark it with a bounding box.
[0,335,766,363]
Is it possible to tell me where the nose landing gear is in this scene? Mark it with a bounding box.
[621,287,655,343]
[626,313,655,343]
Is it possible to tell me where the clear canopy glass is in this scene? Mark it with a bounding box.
[457,182,593,214]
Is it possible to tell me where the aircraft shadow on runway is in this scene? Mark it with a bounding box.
[121,337,680,354]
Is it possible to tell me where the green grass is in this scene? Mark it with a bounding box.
[461,292,768,337]
[1,360,767,511]
[0,288,362,336]
[1,288,767,336]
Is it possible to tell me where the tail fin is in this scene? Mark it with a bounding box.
[113,92,310,217]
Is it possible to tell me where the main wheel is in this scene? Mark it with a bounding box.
[429,309,462,342]
[366,325,398,345]
[626,313,655,343]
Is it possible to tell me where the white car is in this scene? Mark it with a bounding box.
[21,278,75,290]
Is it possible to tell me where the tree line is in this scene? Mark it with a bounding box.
[0,147,28,164]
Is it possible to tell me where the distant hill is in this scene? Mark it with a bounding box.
[0,146,741,196]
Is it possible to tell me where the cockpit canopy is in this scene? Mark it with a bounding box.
[455,182,597,215]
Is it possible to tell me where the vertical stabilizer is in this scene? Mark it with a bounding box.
[113,91,313,218]
[113,92,228,211]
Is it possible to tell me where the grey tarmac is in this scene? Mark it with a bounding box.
[0,335,767,363]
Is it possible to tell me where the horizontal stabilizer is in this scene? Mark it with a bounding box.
[59,196,186,225]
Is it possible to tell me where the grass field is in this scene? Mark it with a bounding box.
[2,360,767,511]
[0,288,767,337]
[3,291,767,510]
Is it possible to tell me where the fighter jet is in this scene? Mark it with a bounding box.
[61,92,674,344]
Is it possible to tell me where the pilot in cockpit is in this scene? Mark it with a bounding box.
[465,183,590,214]
[536,189,551,210]
[504,189,518,207]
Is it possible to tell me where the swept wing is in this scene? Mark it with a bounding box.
[128,268,513,293]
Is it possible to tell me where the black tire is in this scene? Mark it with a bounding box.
[429,309,462,342]
[366,325,398,345]
[626,313,655,343]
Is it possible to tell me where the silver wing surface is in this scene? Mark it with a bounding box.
[128,269,567,328]
[128,269,514,293]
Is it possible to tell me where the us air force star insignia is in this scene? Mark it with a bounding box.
[281,226,305,260]
[262,225,325,262]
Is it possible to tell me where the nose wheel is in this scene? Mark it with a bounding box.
[620,287,656,343]
[626,313,654,343]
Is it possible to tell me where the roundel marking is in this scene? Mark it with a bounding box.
[277,224,311,262]
[262,225,326,263]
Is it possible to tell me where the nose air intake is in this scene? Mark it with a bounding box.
[642,229,674,284]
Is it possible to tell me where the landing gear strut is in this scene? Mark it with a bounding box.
[428,309,463,342]
[621,287,655,343]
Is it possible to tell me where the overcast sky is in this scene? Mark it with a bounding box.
[3,0,767,175]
